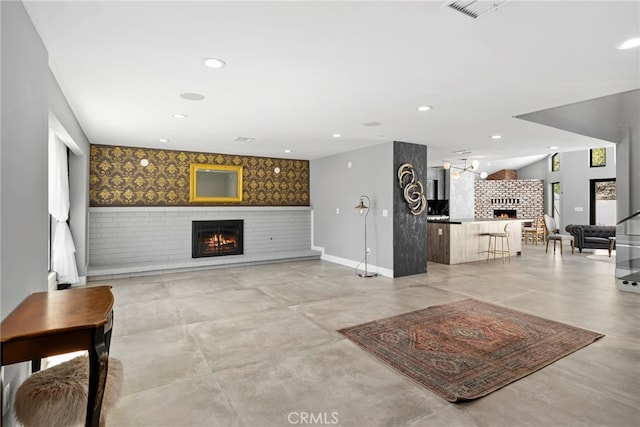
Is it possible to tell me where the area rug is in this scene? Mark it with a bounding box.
[338,299,604,402]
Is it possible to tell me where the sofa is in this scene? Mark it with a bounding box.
[565,224,616,253]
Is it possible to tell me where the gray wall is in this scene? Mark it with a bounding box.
[517,89,639,221]
[518,146,617,228]
[448,168,475,219]
[310,142,393,276]
[615,91,640,219]
[49,71,91,278]
[1,1,49,425]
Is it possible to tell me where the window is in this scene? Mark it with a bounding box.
[551,153,560,172]
[551,182,561,228]
[590,147,606,167]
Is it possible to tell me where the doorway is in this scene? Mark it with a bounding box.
[590,179,616,225]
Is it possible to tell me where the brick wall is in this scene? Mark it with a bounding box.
[475,179,544,219]
[487,169,517,180]
[88,207,312,271]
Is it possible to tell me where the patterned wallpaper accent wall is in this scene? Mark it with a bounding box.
[89,144,310,207]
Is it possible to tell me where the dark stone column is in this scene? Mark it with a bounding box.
[393,141,428,277]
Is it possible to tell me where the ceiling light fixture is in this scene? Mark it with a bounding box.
[491,134,502,140]
[332,133,342,138]
[159,138,169,143]
[203,57,226,69]
[284,149,292,153]
[443,159,488,179]
[547,146,558,150]
[616,37,640,50]
[172,114,187,119]
[417,105,432,112]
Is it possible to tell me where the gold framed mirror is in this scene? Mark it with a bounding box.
[189,163,243,202]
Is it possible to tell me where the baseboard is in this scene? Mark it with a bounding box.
[312,245,393,278]
[48,272,57,292]
[48,273,87,291]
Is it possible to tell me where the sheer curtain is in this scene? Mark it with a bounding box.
[49,132,79,284]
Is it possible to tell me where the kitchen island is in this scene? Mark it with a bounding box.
[427,218,527,264]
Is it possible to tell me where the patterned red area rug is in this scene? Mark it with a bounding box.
[338,299,604,402]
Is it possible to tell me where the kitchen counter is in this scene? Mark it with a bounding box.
[428,218,527,264]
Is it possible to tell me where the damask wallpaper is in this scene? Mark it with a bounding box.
[89,144,310,207]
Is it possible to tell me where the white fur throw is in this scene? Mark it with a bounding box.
[14,356,123,427]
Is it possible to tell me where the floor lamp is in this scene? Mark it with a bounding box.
[355,195,378,278]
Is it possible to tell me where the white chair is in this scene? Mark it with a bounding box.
[487,223,511,263]
[543,214,575,255]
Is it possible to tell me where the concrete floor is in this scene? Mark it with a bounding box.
[98,244,639,427]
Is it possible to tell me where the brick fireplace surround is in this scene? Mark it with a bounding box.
[474,179,544,219]
[88,206,318,280]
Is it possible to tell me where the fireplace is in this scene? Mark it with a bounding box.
[192,220,243,258]
[494,209,517,219]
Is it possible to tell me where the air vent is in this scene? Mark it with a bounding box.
[454,150,472,155]
[233,137,255,143]
[447,1,508,19]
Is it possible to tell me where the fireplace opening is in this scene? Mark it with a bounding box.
[493,209,517,219]
[192,220,243,258]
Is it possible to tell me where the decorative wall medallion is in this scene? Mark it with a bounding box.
[397,163,426,216]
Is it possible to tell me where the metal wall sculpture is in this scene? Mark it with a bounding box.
[397,163,426,216]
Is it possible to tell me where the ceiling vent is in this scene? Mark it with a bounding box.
[446,1,508,19]
[233,137,255,143]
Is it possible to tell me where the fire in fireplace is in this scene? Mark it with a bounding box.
[494,209,517,219]
[192,220,243,258]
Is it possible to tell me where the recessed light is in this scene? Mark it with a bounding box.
[203,58,226,69]
[454,150,472,155]
[547,146,558,150]
[491,134,502,140]
[172,114,188,119]
[179,92,205,101]
[332,133,342,138]
[159,138,169,143]
[616,37,640,50]
[417,105,432,112]
[284,149,292,153]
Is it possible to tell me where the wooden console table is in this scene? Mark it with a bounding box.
[1,286,114,427]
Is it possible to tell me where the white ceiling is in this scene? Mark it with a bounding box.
[23,1,640,173]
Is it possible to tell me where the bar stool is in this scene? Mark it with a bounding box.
[487,223,511,263]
